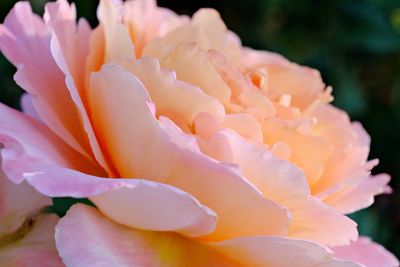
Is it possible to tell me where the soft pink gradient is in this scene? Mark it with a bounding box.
[0,162,62,266]
[0,0,397,266]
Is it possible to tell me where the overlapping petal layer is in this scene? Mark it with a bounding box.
[0,0,397,266]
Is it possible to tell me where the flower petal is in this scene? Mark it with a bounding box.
[0,102,103,184]
[20,93,40,121]
[214,236,361,267]
[115,57,225,126]
[322,174,392,214]
[97,0,135,62]
[0,1,93,158]
[331,237,399,267]
[0,166,50,236]
[0,215,63,267]
[44,0,115,175]
[56,204,241,267]
[203,130,358,246]
[25,166,216,238]
[88,64,289,241]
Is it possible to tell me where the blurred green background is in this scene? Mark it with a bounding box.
[1,0,400,258]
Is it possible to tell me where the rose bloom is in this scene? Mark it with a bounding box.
[0,0,398,266]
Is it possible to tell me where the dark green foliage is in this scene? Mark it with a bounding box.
[0,0,399,257]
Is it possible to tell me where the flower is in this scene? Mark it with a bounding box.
[0,156,62,266]
[0,0,398,266]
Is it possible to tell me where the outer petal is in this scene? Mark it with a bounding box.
[0,2,93,158]
[331,237,399,267]
[56,204,241,267]
[0,168,50,236]
[0,102,103,184]
[88,64,289,241]
[0,215,63,267]
[44,0,115,175]
[24,166,216,238]
[322,174,392,214]
[56,204,360,267]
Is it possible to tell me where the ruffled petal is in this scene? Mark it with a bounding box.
[203,130,358,246]
[115,57,225,127]
[44,0,115,175]
[0,1,93,158]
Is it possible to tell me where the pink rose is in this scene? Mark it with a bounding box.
[0,0,397,266]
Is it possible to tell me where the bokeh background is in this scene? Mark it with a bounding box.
[1,0,400,258]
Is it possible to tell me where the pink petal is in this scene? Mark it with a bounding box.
[0,102,104,184]
[0,1,93,158]
[0,168,61,266]
[20,93,40,121]
[331,237,399,267]
[25,166,216,237]
[0,167,50,236]
[56,204,360,267]
[88,64,289,241]
[44,0,115,175]
[56,204,241,267]
[0,215,63,267]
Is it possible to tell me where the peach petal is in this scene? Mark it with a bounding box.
[24,166,217,238]
[214,237,361,267]
[240,48,326,109]
[0,103,103,184]
[223,113,263,142]
[0,215,63,267]
[97,0,135,62]
[204,130,358,246]
[263,118,331,184]
[44,0,115,175]
[0,1,93,158]
[145,43,232,104]
[56,204,241,267]
[122,0,188,56]
[89,64,289,241]
[115,57,225,125]
[322,174,392,214]
[331,237,399,267]
[159,8,240,61]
